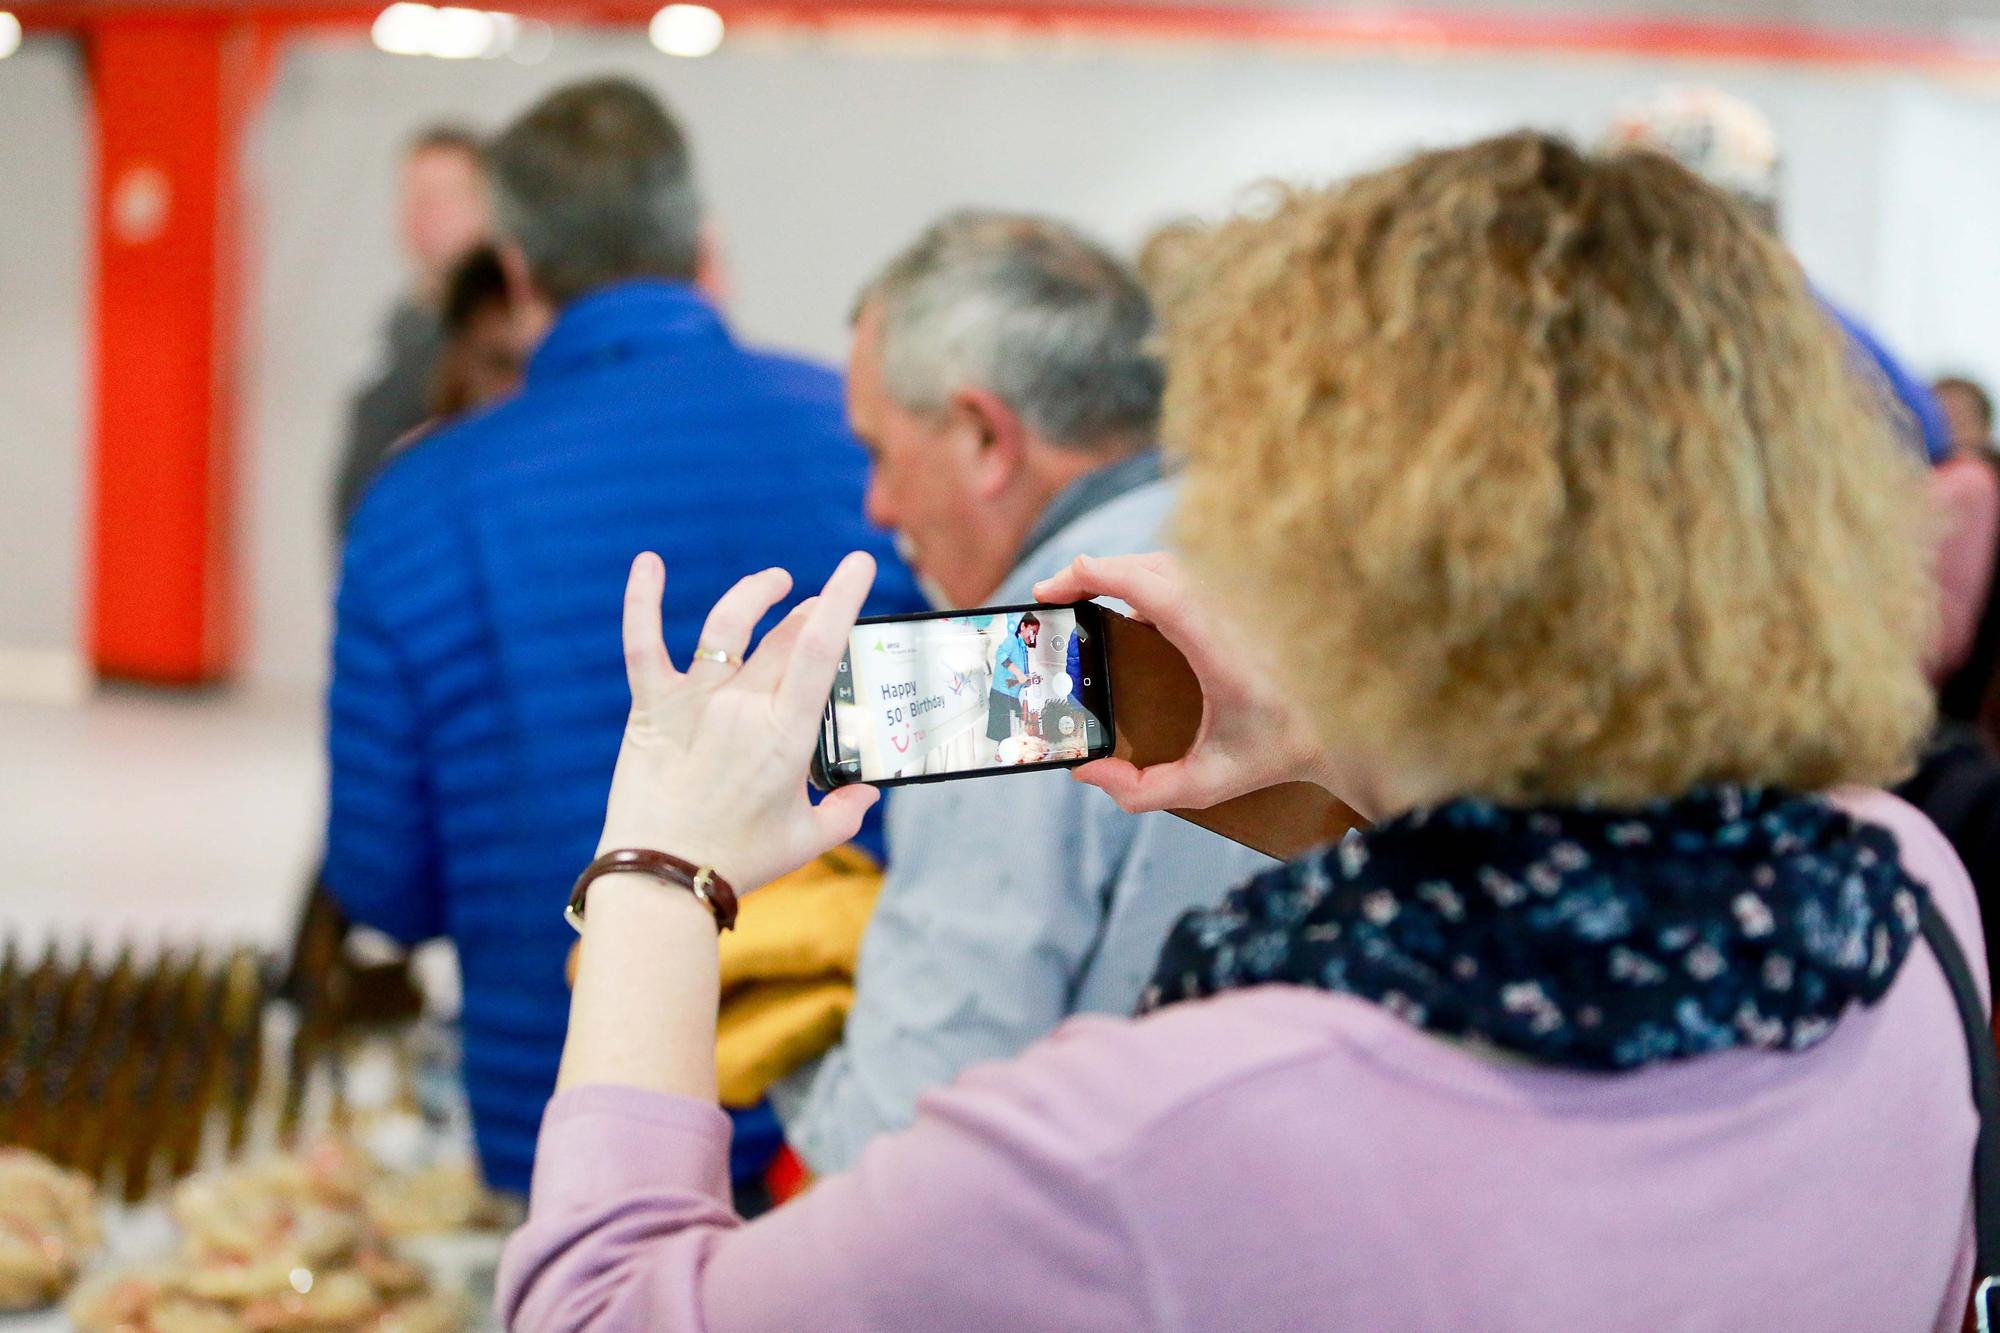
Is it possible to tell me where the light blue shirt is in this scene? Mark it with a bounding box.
[772,475,1279,1174]
[993,635,1030,698]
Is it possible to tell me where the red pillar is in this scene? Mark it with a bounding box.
[86,17,267,683]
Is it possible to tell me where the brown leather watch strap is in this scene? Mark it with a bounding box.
[566,848,739,934]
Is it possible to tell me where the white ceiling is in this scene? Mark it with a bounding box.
[1097,0,2000,41]
[55,0,2000,42]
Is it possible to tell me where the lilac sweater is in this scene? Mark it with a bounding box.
[499,790,1983,1332]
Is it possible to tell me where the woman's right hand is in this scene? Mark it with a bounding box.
[1033,552,1356,815]
[595,550,881,896]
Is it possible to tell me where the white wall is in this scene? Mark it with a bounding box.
[0,27,1984,688]
[0,39,90,700]
[1877,82,2000,386]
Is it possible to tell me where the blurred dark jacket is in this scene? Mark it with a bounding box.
[1894,721,2000,986]
[335,299,442,533]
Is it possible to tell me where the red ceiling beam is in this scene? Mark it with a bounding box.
[11,2,2000,71]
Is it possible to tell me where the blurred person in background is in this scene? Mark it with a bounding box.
[430,243,524,418]
[334,125,491,534]
[1608,85,1951,464]
[1929,374,2000,703]
[1929,376,2000,696]
[1936,375,1995,460]
[1906,367,2000,967]
[771,212,1273,1175]
[337,242,525,482]
[501,133,1976,1332]
[322,77,919,1198]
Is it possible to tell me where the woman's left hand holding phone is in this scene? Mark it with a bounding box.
[559,549,879,1099]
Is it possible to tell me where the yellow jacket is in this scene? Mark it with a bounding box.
[714,846,882,1108]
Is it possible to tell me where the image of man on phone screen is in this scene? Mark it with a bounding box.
[988,613,1040,745]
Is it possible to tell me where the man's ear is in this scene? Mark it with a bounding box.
[694,225,731,307]
[951,386,1029,500]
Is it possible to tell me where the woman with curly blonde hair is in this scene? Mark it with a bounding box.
[498,133,1978,1332]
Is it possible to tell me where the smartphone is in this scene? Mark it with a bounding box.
[811,601,1116,789]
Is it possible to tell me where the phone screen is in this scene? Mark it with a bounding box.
[821,605,1113,786]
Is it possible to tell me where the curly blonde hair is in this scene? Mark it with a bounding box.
[1166,132,1933,805]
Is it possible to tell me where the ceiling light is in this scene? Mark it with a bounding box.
[372,3,438,55]
[650,4,724,58]
[372,3,538,60]
[427,7,496,59]
[0,12,23,59]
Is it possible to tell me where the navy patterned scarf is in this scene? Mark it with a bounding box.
[1141,787,1924,1069]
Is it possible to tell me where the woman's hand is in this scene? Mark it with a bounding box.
[597,550,881,894]
[1033,552,1363,816]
